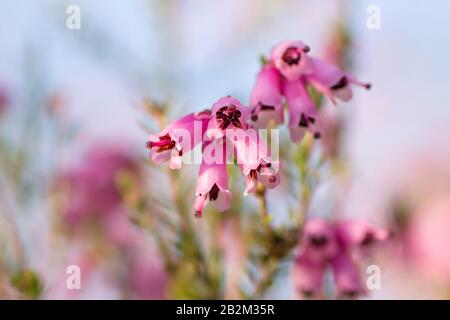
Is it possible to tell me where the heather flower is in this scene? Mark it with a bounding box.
[249,40,370,143]
[306,57,371,105]
[249,65,284,128]
[57,143,151,251]
[194,140,231,218]
[283,78,321,142]
[300,218,339,263]
[335,219,389,255]
[230,129,280,194]
[146,96,281,219]
[146,110,210,169]
[271,40,312,81]
[61,144,140,227]
[293,218,388,299]
[331,250,366,299]
[292,254,325,299]
[206,96,249,140]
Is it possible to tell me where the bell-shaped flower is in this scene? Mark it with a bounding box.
[283,78,322,142]
[146,110,211,169]
[336,220,390,256]
[206,96,249,140]
[292,255,325,299]
[271,40,313,81]
[194,139,231,218]
[306,58,371,105]
[331,250,366,299]
[300,218,339,263]
[249,65,284,128]
[230,128,280,195]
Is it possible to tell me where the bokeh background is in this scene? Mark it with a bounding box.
[1,0,450,299]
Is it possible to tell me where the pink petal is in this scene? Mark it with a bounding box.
[249,65,284,128]
[270,40,313,81]
[300,219,339,263]
[331,251,366,299]
[283,78,321,142]
[292,254,325,299]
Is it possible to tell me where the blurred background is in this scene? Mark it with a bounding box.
[0,0,450,299]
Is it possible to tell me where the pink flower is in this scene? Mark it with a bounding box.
[249,65,284,128]
[230,129,280,194]
[248,40,370,144]
[147,96,282,219]
[306,57,371,105]
[283,78,321,142]
[194,140,231,218]
[206,96,249,140]
[335,219,389,255]
[61,144,140,227]
[271,40,313,81]
[300,219,339,263]
[146,110,210,169]
[293,218,388,299]
[331,250,366,299]
[292,255,325,299]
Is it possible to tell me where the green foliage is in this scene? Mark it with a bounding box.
[10,269,43,299]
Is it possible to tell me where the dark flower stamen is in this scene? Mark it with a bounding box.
[301,288,315,298]
[146,133,176,153]
[299,114,309,127]
[360,232,375,247]
[341,290,360,299]
[331,76,348,90]
[282,47,301,66]
[260,104,275,111]
[216,104,242,129]
[208,184,220,201]
[309,234,328,247]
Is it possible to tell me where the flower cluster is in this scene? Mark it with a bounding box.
[146,96,280,218]
[293,219,388,299]
[249,40,370,142]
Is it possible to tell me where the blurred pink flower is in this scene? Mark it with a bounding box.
[305,58,370,105]
[146,111,210,169]
[300,219,339,263]
[58,143,144,248]
[292,254,325,299]
[293,218,388,299]
[335,219,389,256]
[331,250,366,299]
